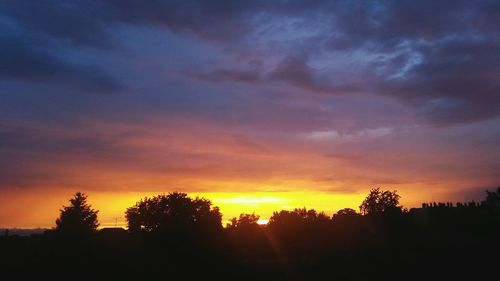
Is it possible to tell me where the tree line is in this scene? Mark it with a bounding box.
[52,187,500,236]
[2,187,500,279]
[51,188,407,235]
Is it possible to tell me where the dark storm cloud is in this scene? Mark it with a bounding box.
[1,0,500,124]
[306,0,500,125]
[0,36,120,93]
[320,0,500,52]
[269,56,361,94]
[376,37,500,126]
[0,1,110,47]
[318,0,500,125]
[0,2,119,93]
[109,0,499,126]
[185,55,361,94]
[0,0,261,43]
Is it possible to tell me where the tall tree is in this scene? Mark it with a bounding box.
[359,188,401,215]
[55,192,99,235]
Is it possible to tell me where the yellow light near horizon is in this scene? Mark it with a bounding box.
[87,190,367,229]
[0,189,366,229]
[193,191,365,224]
[257,219,269,225]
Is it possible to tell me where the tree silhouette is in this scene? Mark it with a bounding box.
[226,213,264,257]
[332,208,360,220]
[55,192,99,235]
[359,188,401,215]
[484,187,500,208]
[125,192,222,233]
[5,185,500,278]
[227,213,260,229]
[269,208,329,229]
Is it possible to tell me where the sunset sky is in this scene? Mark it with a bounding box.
[1,1,500,228]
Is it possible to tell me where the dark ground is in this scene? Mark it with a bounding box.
[2,205,499,280]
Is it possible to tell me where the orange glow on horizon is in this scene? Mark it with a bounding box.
[0,181,483,229]
[0,189,367,229]
[91,190,368,228]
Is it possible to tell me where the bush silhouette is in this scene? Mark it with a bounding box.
[55,192,99,235]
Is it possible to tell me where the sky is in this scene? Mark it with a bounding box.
[1,0,500,228]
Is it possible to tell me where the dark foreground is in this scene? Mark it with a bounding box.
[2,205,500,280]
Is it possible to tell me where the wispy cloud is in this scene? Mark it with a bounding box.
[305,127,395,142]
